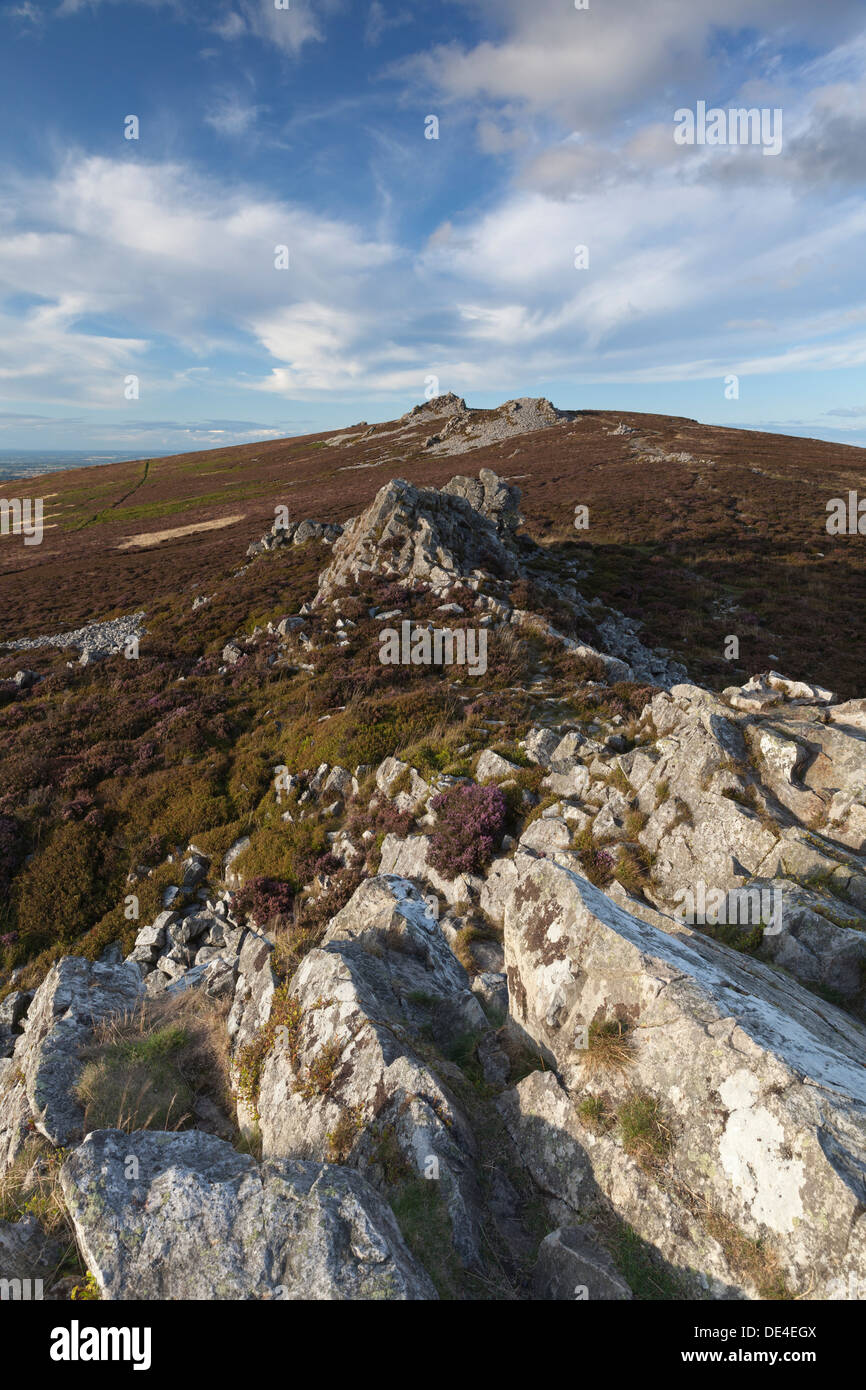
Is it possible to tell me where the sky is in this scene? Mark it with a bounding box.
[2,0,866,454]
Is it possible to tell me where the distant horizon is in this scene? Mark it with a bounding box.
[2,400,866,486]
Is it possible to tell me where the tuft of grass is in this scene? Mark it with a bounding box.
[325,1104,365,1163]
[75,992,233,1135]
[0,1137,86,1286]
[617,1092,672,1171]
[624,809,648,838]
[577,1094,613,1134]
[582,1017,634,1076]
[614,843,654,896]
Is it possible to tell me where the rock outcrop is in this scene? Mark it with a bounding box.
[1,957,143,1159]
[60,1130,435,1300]
[256,876,486,1267]
[498,851,866,1299]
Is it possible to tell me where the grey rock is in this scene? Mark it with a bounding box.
[0,1214,63,1287]
[256,876,484,1267]
[532,1226,633,1301]
[60,1130,436,1301]
[502,852,866,1299]
[11,957,143,1148]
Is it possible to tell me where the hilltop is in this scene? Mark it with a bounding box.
[3,396,866,697]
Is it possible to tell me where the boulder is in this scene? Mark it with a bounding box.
[532,1225,633,1301]
[313,476,519,604]
[476,749,520,782]
[60,1130,436,1301]
[0,1214,63,1288]
[256,876,485,1267]
[10,957,144,1148]
[379,833,483,907]
[501,851,866,1299]
[228,929,277,1054]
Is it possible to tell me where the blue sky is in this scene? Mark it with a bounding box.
[2,0,866,453]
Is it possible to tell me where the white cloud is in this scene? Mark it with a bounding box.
[54,0,334,55]
[204,95,264,137]
[402,0,865,128]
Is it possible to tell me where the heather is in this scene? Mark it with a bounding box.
[427,782,508,878]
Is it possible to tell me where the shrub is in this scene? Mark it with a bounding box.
[235,876,294,927]
[577,842,615,888]
[426,782,507,879]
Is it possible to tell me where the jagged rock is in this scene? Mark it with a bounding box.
[0,989,32,1035]
[228,928,276,1054]
[0,1214,63,1287]
[441,467,523,532]
[222,641,243,666]
[519,817,572,857]
[501,851,866,1299]
[223,836,251,887]
[375,757,429,811]
[753,878,866,1004]
[322,766,353,799]
[724,671,836,710]
[633,695,779,899]
[165,958,236,999]
[9,957,143,1148]
[60,1130,436,1301]
[313,476,520,603]
[256,876,485,1266]
[479,855,520,927]
[532,1225,633,1301]
[379,833,483,907]
[472,971,509,1016]
[476,749,519,782]
[181,854,209,890]
[541,765,590,800]
[521,727,562,767]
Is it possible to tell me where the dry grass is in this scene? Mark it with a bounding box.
[75,990,234,1134]
[0,1137,84,1285]
[702,1208,793,1300]
[581,1017,634,1076]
